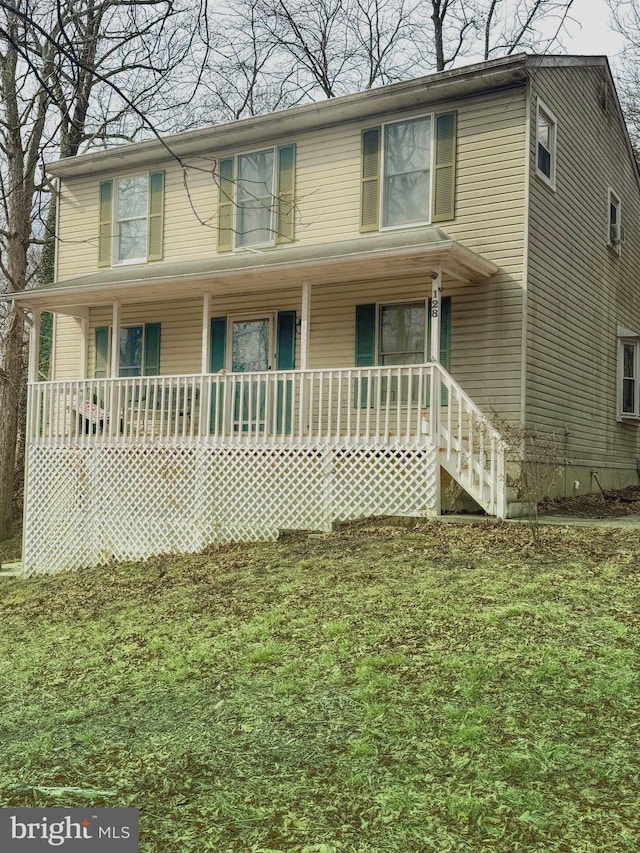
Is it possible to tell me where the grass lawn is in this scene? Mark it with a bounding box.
[0,520,639,852]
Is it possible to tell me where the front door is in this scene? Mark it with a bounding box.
[229,315,274,431]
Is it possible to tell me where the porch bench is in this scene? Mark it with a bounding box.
[70,398,120,435]
[130,386,200,434]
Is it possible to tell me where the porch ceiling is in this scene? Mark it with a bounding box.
[9,228,499,314]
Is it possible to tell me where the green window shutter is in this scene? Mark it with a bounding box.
[355,304,376,366]
[209,316,227,434]
[432,112,457,223]
[440,296,451,370]
[276,145,296,244]
[355,303,376,408]
[95,326,109,378]
[98,181,113,268]
[143,323,161,376]
[147,171,165,261]
[217,158,235,252]
[276,310,296,435]
[360,128,380,232]
[276,311,296,369]
[210,317,227,372]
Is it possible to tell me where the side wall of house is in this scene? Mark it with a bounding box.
[526,64,640,492]
[52,315,83,379]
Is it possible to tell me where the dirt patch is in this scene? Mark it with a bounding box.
[539,485,640,518]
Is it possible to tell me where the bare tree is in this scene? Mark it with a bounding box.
[196,0,303,122]
[230,0,574,98]
[480,0,575,63]
[415,0,575,72]
[0,0,203,540]
[231,0,419,99]
[608,0,640,151]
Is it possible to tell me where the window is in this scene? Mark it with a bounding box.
[536,100,556,189]
[236,150,275,247]
[98,172,164,268]
[94,323,161,378]
[360,112,457,232]
[116,177,148,262]
[217,145,296,251]
[382,118,432,228]
[619,336,640,418]
[379,302,426,363]
[119,326,144,377]
[608,188,623,251]
[356,298,451,369]
[355,299,451,407]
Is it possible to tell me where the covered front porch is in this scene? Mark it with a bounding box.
[16,229,508,573]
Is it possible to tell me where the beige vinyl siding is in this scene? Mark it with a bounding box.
[57,90,525,259]
[86,290,303,377]
[311,276,522,417]
[526,65,640,471]
[52,314,84,380]
[72,276,519,420]
[55,88,527,421]
[52,88,525,419]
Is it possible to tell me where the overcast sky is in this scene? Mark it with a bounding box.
[559,0,625,56]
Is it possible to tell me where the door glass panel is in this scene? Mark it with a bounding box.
[231,318,270,431]
[119,326,143,377]
[232,319,270,372]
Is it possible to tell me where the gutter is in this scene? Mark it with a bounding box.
[46,54,532,178]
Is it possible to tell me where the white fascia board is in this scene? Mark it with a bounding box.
[46,55,532,179]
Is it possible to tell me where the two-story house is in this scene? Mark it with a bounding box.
[10,53,640,574]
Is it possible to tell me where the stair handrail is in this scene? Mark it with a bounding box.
[432,362,507,518]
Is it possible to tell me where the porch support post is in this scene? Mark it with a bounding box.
[430,265,442,366]
[199,293,212,438]
[201,293,211,374]
[300,279,311,371]
[429,266,442,517]
[110,301,120,378]
[80,313,88,379]
[28,308,41,383]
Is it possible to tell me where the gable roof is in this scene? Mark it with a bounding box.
[47,54,621,181]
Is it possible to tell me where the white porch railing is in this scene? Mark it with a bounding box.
[26,364,506,516]
[27,366,436,446]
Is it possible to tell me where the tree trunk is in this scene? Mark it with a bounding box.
[0,306,25,539]
[431,1,445,71]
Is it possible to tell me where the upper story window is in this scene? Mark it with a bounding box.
[236,149,276,247]
[536,99,556,189]
[382,118,432,228]
[217,145,296,252]
[98,172,164,268]
[361,112,457,233]
[608,188,623,252]
[116,177,148,262]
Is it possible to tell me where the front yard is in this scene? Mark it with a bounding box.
[0,521,639,852]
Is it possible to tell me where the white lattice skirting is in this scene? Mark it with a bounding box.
[23,442,439,574]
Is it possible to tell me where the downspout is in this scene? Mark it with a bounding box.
[521,77,532,429]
